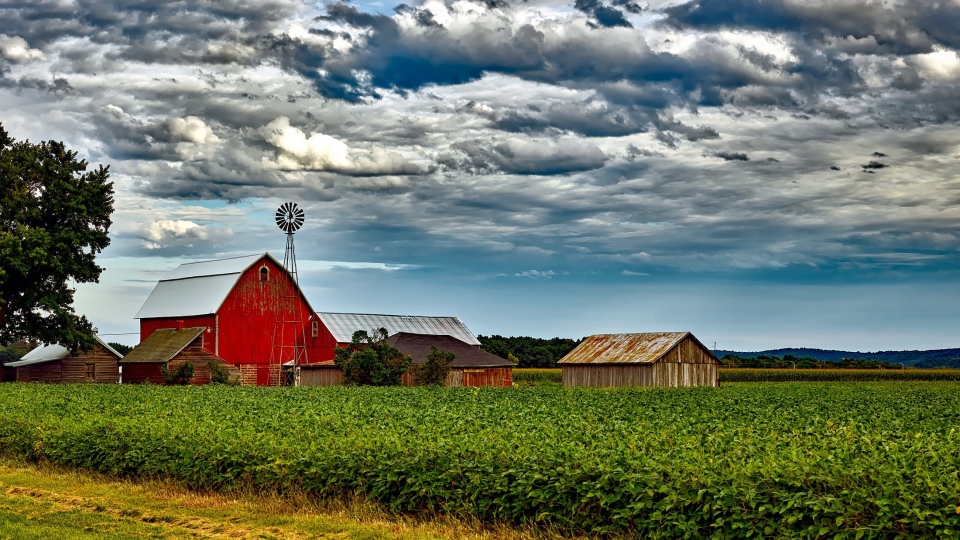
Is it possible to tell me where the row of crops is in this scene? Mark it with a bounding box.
[513,368,960,384]
[1,383,959,537]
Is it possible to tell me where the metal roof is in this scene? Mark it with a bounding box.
[135,274,242,319]
[316,312,480,345]
[386,333,514,368]
[558,332,692,364]
[135,252,313,319]
[163,254,264,281]
[119,327,206,363]
[7,336,124,368]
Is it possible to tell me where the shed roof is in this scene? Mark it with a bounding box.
[316,313,480,346]
[135,253,313,319]
[558,332,715,364]
[386,333,514,368]
[7,337,123,368]
[119,327,205,364]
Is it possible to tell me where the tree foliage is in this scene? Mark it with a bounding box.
[0,123,114,352]
[478,335,582,368]
[335,328,412,386]
[411,346,454,386]
[107,342,133,356]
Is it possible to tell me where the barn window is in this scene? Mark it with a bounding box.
[259,266,269,282]
[85,363,95,382]
[311,320,319,338]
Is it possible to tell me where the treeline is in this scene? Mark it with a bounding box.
[478,335,582,368]
[716,347,960,368]
[721,354,910,370]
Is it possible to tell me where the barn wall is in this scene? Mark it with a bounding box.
[239,363,281,386]
[122,364,165,385]
[141,315,216,351]
[654,336,719,387]
[400,367,512,387]
[16,344,120,384]
[299,367,343,387]
[217,258,336,368]
[562,365,654,387]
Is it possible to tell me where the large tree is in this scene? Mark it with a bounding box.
[0,123,113,352]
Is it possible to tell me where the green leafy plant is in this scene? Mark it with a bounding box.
[334,328,412,386]
[159,361,194,385]
[208,361,233,385]
[411,346,454,386]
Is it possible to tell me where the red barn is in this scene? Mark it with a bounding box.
[134,253,335,386]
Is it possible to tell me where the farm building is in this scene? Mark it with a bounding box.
[388,332,514,387]
[6,337,123,383]
[135,253,334,386]
[120,326,240,385]
[558,332,719,388]
[315,313,480,347]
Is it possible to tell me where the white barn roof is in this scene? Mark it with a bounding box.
[135,253,310,319]
[316,312,480,346]
[7,336,123,368]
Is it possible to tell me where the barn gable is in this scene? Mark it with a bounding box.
[317,313,479,346]
[136,253,314,319]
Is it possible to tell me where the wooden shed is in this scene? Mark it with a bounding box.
[297,361,344,387]
[119,326,239,385]
[387,333,514,387]
[7,337,122,383]
[558,332,719,388]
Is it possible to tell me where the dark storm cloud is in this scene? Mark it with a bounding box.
[661,0,960,54]
[574,0,633,29]
[714,151,749,161]
[440,137,608,175]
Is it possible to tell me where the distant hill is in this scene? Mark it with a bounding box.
[715,348,960,369]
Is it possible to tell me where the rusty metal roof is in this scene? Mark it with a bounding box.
[316,313,480,345]
[558,332,693,364]
[7,336,123,367]
[119,327,205,364]
[386,333,514,368]
[135,252,314,319]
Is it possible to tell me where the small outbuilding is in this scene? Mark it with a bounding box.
[119,326,239,385]
[387,332,514,387]
[558,332,719,388]
[7,337,123,383]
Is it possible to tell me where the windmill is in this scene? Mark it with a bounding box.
[271,202,307,385]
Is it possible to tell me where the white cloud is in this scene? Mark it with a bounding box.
[515,269,556,278]
[0,34,44,62]
[141,219,234,250]
[167,116,218,144]
[259,117,421,175]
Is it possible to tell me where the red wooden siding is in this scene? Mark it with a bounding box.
[122,364,166,385]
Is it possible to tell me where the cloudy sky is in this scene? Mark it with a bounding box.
[3,0,959,351]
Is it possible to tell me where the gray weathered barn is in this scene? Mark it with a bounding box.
[7,337,123,383]
[558,332,719,387]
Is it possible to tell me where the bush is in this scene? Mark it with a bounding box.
[335,328,411,386]
[411,346,454,386]
[208,362,233,385]
[160,361,194,385]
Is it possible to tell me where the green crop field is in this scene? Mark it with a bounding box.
[1,383,959,538]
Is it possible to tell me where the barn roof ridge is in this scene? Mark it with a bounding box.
[316,311,468,319]
[385,332,514,368]
[558,331,716,365]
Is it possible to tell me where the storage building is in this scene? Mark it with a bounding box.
[558,332,719,388]
[386,332,514,387]
[119,326,239,385]
[7,337,123,383]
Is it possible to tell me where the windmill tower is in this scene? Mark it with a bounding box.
[271,202,307,386]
